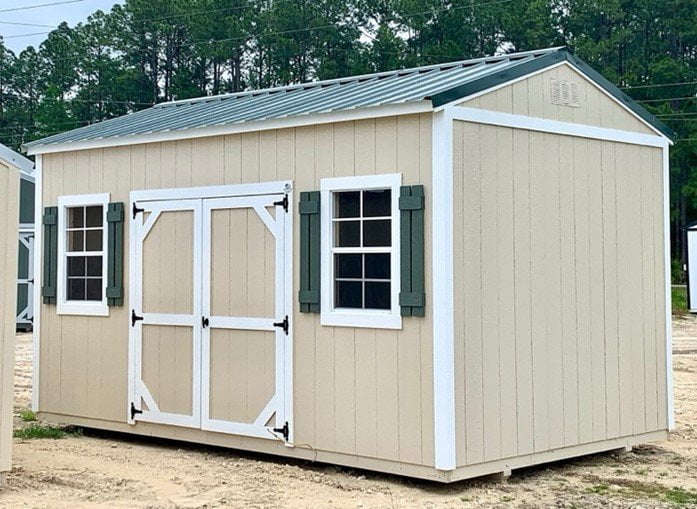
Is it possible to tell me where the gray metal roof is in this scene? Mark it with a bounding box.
[0,143,34,176]
[24,46,673,150]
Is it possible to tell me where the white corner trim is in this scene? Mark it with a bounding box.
[432,108,456,470]
[31,155,42,412]
[451,107,667,148]
[319,173,403,330]
[26,102,433,156]
[56,192,111,317]
[663,143,674,430]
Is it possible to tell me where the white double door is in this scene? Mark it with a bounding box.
[128,184,292,442]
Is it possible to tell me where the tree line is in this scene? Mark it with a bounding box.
[0,0,696,274]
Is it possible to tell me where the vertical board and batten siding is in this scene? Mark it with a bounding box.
[453,120,667,468]
[0,162,19,477]
[39,114,435,469]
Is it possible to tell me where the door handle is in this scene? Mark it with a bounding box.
[202,316,210,329]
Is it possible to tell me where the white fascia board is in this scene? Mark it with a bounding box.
[432,108,456,471]
[451,107,667,148]
[26,102,433,156]
[31,155,42,412]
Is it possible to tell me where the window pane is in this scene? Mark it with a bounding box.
[335,254,362,279]
[86,278,102,301]
[68,256,86,277]
[365,253,390,279]
[85,206,103,227]
[365,282,390,309]
[335,220,360,247]
[67,231,84,252]
[85,230,103,251]
[68,207,84,228]
[86,256,102,277]
[363,189,391,217]
[334,191,360,218]
[363,219,391,247]
[67,278,85,300]
[335,280,362,308]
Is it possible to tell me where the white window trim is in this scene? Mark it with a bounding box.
[320,173,402,329]
[57,193,110,316]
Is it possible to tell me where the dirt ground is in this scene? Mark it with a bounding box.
[1,317,696,508]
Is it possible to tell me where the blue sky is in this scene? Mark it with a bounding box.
[1,0,124,54]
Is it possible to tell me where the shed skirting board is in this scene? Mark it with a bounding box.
[37,412,666,483]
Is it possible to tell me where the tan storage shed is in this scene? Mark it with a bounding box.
[23,47,674,482]
[0,153,20,485]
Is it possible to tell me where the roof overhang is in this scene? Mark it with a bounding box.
[25,101,433,156]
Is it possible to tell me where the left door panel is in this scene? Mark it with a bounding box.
[129,199,202,428]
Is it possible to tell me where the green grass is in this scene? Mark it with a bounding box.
[13,423,81,440]
[586,484,610,495]
[19,409,37,422]
[585,479,697,506]
[672,286,687,315]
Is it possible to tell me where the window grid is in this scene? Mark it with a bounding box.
[65,205,104,302]
[331,190,391,310]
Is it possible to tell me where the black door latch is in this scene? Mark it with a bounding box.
[130,402,143,420]
[273,315,289,335]
[273,421,290,441]
[202,316,209,329]
[131,309,144,327]
[273,194,289,212]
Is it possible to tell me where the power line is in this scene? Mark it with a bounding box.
[0,21,58,28]
[637,96,697,103]
[2,30,52,39]
[0,0,89,14]
[621,80,697,90]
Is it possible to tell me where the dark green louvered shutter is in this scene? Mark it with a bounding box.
[106,202,125,306]
[42,206,58,305]
[399,185,425,317]
[298,191,320,313]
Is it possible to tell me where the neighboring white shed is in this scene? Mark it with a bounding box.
[0,155,20,485]
[23,47,674,482]
[685,222,697,312]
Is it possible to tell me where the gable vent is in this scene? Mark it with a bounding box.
[551,79,581,108]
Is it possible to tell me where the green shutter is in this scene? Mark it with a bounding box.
[42,206,58,305]
[299,191,320,313]
[106,202,125,306]
[399,185,425,317]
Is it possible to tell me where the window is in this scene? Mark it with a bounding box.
[57,194,110,316]
[321,174,401,329]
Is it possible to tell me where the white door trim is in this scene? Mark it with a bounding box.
[31,155,42,412]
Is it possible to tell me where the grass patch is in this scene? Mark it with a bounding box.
[585,478,697,505]
[586,483,610,495]
[13,423,81,440]
[19,409,37,422]
[672,286,687,315]
[664,487,697,505]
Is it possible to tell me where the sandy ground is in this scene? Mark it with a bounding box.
[1,318,696,508]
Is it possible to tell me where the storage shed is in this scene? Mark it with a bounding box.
[684,222,697,312]
[23,47,674,482]
[0,154,20,485]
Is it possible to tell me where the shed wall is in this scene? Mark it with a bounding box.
[0,161,19,475]
[38,114,435,468]
[452,119,667,468]
[459,63,657,136]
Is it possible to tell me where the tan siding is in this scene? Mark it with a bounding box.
[0,162,19,475]
[461,63,656,136]
[39,114,435,468]
[453,120,667,468]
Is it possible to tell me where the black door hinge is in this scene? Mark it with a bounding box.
[273,194,289,213]
[273,315,289,335]
[131,309,144,327]
[273,421,290,441]
[202,316,209,329]
[130,402,143,420]
[28,278,34,285]
[132,202,145,219]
